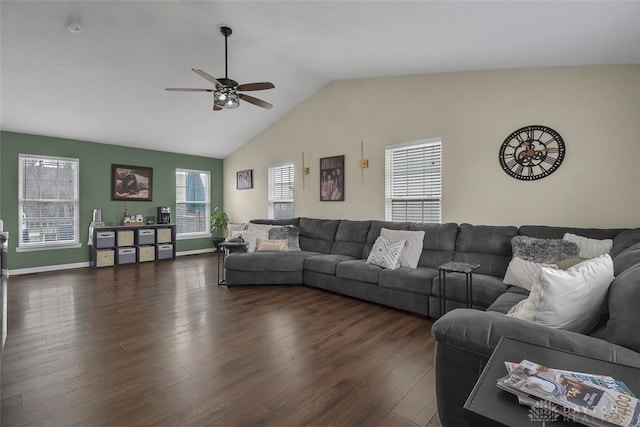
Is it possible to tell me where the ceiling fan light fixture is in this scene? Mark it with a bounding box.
[214,89,239,109]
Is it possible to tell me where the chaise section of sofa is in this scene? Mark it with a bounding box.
[431,225,640,427]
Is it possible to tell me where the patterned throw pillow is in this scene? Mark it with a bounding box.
[366,236,406,270]
[380,228,425,268]
[511,235,579,264]
[268,226,301,251]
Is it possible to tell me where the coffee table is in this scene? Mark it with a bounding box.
[464,337,640,426]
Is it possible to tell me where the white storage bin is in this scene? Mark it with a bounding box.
[96,249,115,267]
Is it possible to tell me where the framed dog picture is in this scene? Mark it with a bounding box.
[111,164,153,201]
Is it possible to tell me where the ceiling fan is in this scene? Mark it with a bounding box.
[166,26,274,111]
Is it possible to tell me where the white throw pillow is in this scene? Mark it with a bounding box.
[507,254,614,333]
[563,233,613,258]
[503,257,558,291]
[233,229,269,252]
[366,236,406,270]
[226,223,247,238]
[246,223,274,232]
[380,228,425,268]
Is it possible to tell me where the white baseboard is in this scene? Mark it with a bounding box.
[7,249,215,276]
[176,248,217,256]
[9,262,90,276]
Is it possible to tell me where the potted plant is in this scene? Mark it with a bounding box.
[210,207,229,251]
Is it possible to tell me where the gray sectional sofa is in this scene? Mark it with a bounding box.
[223,217,640,427]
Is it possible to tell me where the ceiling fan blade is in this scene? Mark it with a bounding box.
[213,104,222,111]
[237,82,275,92]
[192,68,222,87]
[239,93,273,109]
[165,88,213,92]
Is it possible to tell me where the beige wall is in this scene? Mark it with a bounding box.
[224,65,640,228]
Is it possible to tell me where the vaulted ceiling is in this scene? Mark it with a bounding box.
[1,1,639,158]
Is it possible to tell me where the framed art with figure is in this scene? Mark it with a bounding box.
[237,169,253,190]
[320,155,344,201]
[111,164,153,201]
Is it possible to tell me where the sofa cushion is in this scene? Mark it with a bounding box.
[613,243,640,276]
[364,221,410,258]
[452,223,518,277]
[380,228,424,268]
[225,251,313,272]
[250,218,300,227]
[305,254,356,275]
[409,222,458,269]
[507,255,614,334]
[330,220,371,257]
[432,273,509,308]
[336,259,381,284]
[518,225,626,241]
[602,263,640,353]
[378,267,438,295]
[487,289,529,314]
[298,218,340,253]
[611,228,640,258]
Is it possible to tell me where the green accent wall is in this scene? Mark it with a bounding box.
[0,131,223,270]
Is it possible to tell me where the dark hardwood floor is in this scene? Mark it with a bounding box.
[1,254,440,426]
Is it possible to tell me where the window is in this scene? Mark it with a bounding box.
[385,138,442,223]
[176,169,210,237]
[268,162,294,219]
[18,154,80,250]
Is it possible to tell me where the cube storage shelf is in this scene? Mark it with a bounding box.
[90,224,176,268]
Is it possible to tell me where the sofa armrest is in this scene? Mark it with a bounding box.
[431,309,640,427]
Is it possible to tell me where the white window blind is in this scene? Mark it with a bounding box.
[18,154,80,248]
[385,139,442,223]
[176,169,210,236]
[268,162,294,219]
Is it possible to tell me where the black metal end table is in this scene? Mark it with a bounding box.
[437,261,480,315]
[217,241,248,285]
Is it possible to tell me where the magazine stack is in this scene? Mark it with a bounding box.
[497,360,640,427]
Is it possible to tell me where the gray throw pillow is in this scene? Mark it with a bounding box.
[269,226,301,251]
[511,235,579,264]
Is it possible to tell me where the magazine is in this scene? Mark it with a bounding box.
[503,362,635,427]
[497,360,640,427]
[504,362,635,397]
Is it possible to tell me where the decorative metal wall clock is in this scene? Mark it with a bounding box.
[499,125,565,181]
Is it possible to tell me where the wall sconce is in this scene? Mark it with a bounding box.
[302,152,310,189]
[360,141,369,185]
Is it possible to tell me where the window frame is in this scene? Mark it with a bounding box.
[17,153,81,252]
[385,138,442,223]
[175,168,211,240]
[268,162,295,219]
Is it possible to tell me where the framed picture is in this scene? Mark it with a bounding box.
[111,164,153,201]
[320,155,345,201]
[237,169,253,190]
